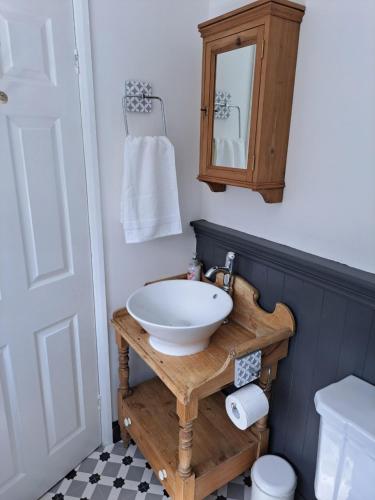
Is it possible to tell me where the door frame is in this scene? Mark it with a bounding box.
[72,0,112,445]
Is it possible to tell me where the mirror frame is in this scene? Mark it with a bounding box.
[199,26,264,190]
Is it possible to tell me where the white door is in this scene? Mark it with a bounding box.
[0,1,101,499]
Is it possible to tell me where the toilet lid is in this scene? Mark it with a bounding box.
[315,375,375,451]
[251,455,297,496]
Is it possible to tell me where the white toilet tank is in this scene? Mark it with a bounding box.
[314,375,375,500]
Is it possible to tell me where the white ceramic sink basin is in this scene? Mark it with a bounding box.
[126,280,233,356]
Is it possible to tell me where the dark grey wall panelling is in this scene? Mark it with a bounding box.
[191,220,375,500]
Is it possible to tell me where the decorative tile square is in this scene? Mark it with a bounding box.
[90,484,112,500]
[65,480,87,497]
[125,80,152,113]
[126,465,145,482]
[112,441,128,457]
[118,491,137,500]
[215,90,231,119]
[145,494,165,500]
[102,462,121,478]
[234,350,261,388]
[79,457,99,473]
[43,440,252,500]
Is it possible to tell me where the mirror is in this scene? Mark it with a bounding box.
[212,43,256,169]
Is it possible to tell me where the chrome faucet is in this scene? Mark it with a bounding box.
[205,251,235,295]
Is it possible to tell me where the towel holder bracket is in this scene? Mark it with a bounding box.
[123,80,167,136]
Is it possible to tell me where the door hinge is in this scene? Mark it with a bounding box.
[74,48,80,74]
[97,394,101,411]
[261,39,265,59]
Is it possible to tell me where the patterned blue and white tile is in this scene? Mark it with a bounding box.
[39,440,252,500]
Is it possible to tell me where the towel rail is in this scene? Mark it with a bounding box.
[122,93,168,136]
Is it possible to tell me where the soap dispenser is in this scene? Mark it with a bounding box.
[187,253,201,281]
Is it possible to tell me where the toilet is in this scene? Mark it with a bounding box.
[250,376,375,500]
[314,375,375,500]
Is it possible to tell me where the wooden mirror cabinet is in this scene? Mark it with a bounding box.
[197,0,305,203]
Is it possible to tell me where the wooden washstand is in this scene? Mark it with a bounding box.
[112,273,295,500]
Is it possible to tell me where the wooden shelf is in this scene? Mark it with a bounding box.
[112,271,295,499]
[112,273,294,405]
[122,378,258,499]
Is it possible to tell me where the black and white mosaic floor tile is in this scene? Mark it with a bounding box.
[40,440,252,500]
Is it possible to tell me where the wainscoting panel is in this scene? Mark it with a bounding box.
[191,220,375,500]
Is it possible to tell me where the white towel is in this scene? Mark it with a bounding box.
[213,138,247,169]
[121,136,182,243]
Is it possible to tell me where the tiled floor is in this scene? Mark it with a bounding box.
[40,439,252,500]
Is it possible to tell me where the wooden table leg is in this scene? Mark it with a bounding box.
[116,332,132,449]
[252,364,276,457]
[175,399,198,500]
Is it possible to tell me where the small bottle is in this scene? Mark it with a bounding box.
[187,253,201,281]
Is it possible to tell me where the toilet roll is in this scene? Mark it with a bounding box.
[225,383,269,430]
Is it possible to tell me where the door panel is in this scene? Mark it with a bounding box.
[7,115,73,287]
[0,1,101,499]
[0,346,24,492]
[35,315,85,453]
[0,9,56,84]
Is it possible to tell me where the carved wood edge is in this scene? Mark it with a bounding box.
[256,187,284,203]
[198,0,305,37]
[207,181,226,192]
[197,175,227,192]
[212,272,295,335]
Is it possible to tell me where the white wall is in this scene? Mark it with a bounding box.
[91,0,375,418]
[89,0,209,414]
[204,0,375,274]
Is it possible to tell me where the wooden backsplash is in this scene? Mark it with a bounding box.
[191,220,375,500]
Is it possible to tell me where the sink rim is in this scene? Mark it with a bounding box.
[126,279,233,331]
